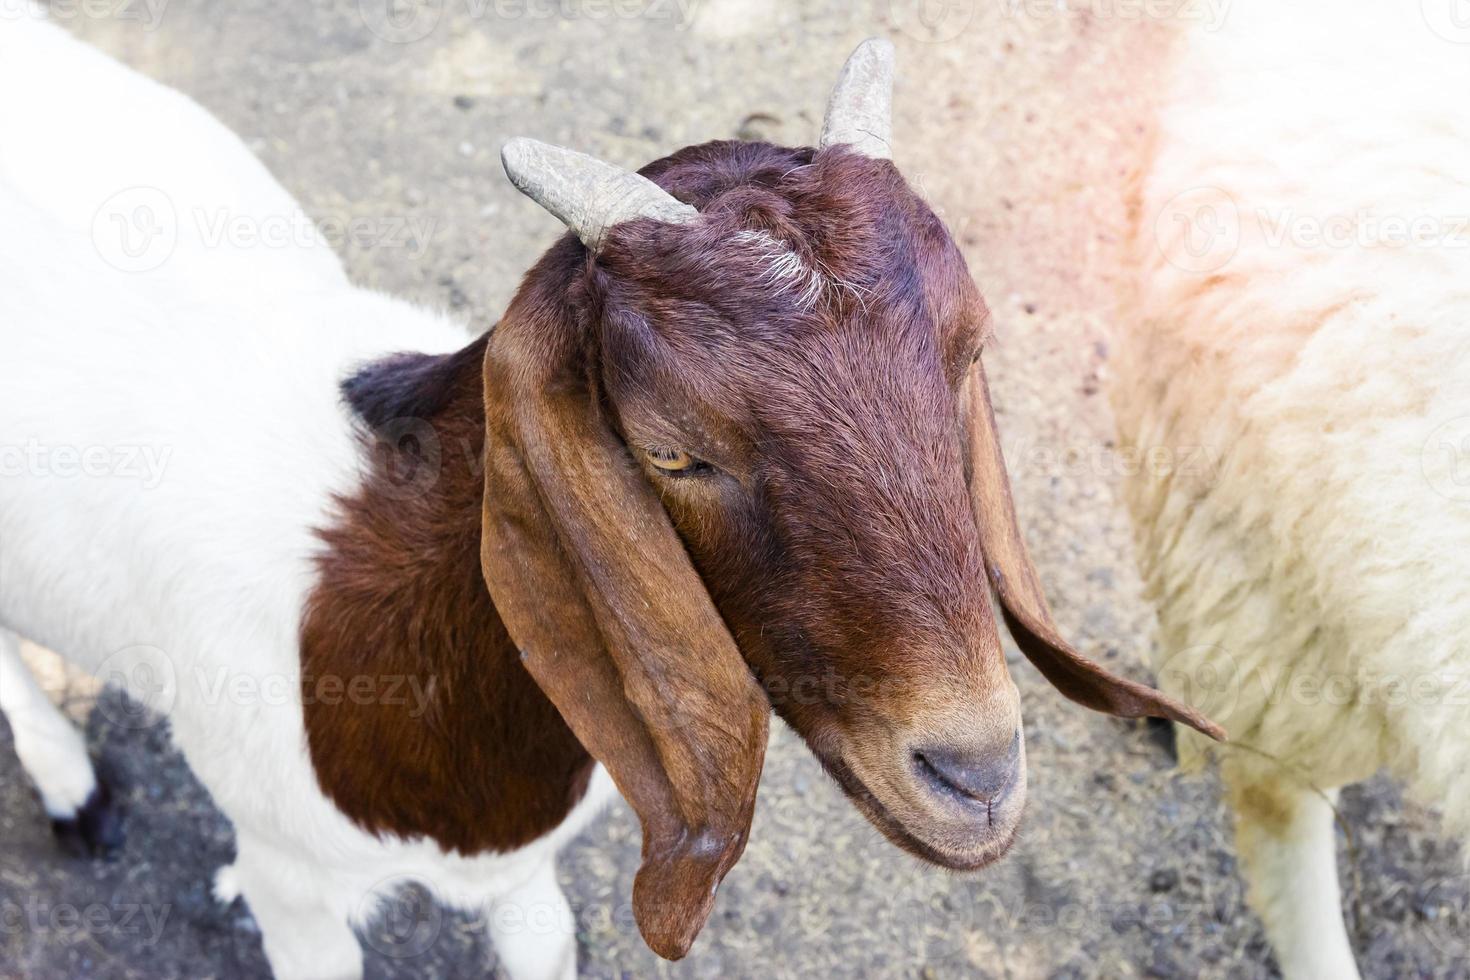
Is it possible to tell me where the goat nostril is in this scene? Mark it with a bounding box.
[912,734,1021,806]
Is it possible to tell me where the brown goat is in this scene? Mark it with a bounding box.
[302,39,1222,966]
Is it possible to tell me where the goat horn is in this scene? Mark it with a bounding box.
[501,137,699,251]
[818,37,896,160]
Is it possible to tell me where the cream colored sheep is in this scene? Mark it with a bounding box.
[1114,2,1470,977]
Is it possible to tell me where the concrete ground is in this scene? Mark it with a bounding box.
[1,1,1466,977]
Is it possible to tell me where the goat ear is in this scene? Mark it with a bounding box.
[964,359,1226,742]
[478,272,770,961]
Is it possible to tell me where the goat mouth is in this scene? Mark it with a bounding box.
[823,757,1020,872]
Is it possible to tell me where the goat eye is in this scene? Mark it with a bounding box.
[645,448,706,475]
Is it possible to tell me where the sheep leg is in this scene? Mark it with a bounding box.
[0,629,123,855]
[230,839,363,980]
[486,858,578,980]
[1227,771,1360,980]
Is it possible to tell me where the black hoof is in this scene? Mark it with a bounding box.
[50,781,125,858]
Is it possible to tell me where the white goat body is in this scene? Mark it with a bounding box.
[0,13,612,980]
[1116,3,1470,976]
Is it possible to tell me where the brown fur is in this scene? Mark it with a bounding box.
[302,336,596,855]
[301,139,1223,962]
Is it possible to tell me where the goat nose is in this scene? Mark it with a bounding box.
[912,731,1022,804]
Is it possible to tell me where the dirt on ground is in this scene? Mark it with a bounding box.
[1,1,1465,978]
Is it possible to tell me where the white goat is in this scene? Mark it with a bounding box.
[1115,2,1470,977]
[0,13,608,980]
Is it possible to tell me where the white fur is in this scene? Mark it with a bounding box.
[0,631,97,817]
[0,11,613,980]
[730,229,826,309]
[1114,3,1470,977]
